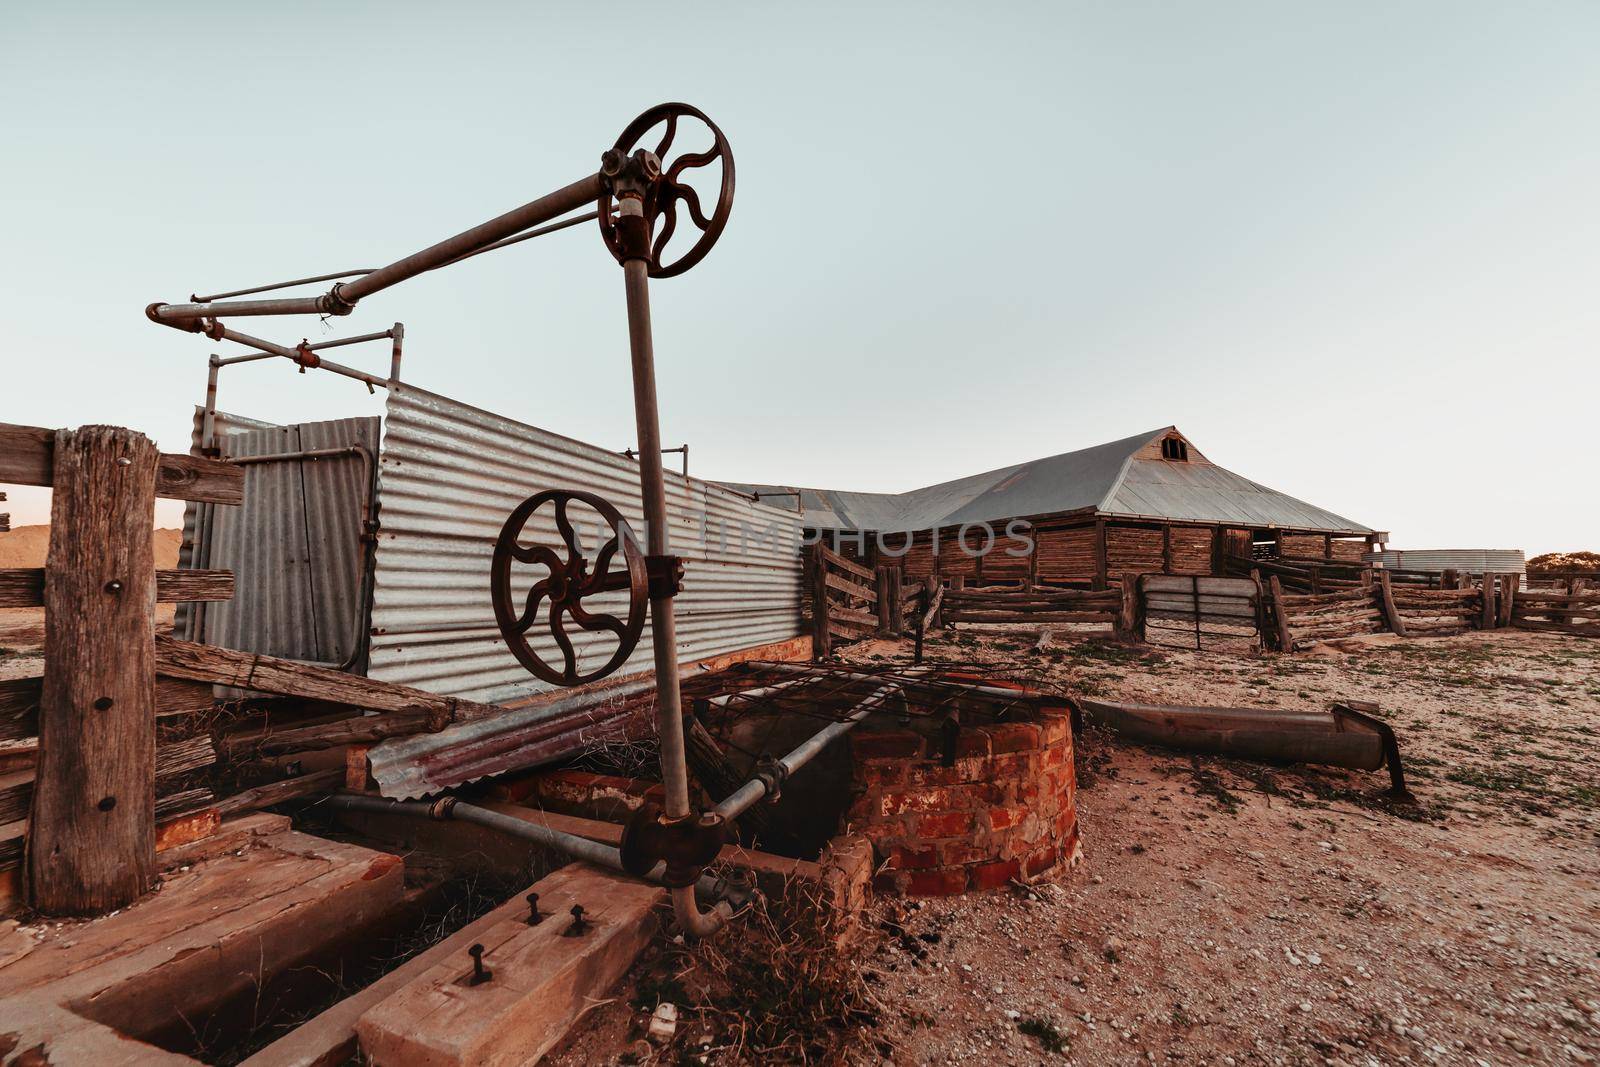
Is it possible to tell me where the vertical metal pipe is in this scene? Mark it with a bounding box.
[389,322,404,383]
[620,235,731,938]
[202,356,220,455]
[621,254,691,820]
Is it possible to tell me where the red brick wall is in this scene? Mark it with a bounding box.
[846,708,1080,896]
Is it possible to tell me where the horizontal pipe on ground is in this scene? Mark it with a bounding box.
[325,794,729,902]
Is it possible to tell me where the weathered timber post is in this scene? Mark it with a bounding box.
[1480,572,1497,630]
[1117,573,1143,642]
[1498,573,1516,628]
[809,543,830,661]
[1268,575,1294,653]
[875,566,894,636]
[1249,568,1269,648]
[887,566,904,635]
[29,426,159,915]
[1442,568,1460,591]
[1376,570,1407,638]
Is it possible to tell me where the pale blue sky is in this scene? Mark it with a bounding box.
[3,2,1597,553]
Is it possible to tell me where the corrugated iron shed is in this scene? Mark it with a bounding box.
[366,384,804,708]
[721,427,1371,534]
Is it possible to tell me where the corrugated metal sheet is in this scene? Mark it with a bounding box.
[178,414,380,666]
[176,408,280,640]
[367,384,804,707]
[1365,549,1526,576]
[720,427,1372,535]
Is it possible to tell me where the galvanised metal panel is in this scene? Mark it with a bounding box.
[1365,549,1526,576]
[176,411,380,666]
[176,408,280,640]
[368,384,803,706]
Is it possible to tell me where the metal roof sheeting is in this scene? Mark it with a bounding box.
[721,427,1371,535]
[367,384,804,707]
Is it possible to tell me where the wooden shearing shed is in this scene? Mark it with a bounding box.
[724,427,1386,588]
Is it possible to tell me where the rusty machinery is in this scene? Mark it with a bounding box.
[148,102,743,936]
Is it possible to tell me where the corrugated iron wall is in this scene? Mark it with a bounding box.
[177,412,380,667]
[368,384,804,705]
[1365,549,1526,576]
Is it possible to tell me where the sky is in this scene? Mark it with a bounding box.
[3,2,1597,554]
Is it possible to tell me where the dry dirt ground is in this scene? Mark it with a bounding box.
[553,627,1600,1066]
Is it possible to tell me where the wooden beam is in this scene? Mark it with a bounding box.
[1268,574,1294,653]
[0,676,212,742]
[30,426,158,915]
[213,768,344,817]
[1093,518,1108,591]
[155,636,484,719]
[0,568,233,608]
[0,422,243,504]
[223,706,452,758]
[1497,574,1516,628]
[1376,571,1407,638]
[1480,572,1497,630]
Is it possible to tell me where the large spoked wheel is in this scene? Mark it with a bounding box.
[490,489,648,687]
[599,102,735,278]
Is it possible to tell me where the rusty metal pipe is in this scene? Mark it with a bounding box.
[389,322,404,382]
[620,204,732,938]
[713,682,902,821]
[209,325,391,389]
[152,295,336,321]
[192,268,377,303]
[323,795,739,904]
[337,174,602,303]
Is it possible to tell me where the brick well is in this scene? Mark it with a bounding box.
[846,707,1081,896]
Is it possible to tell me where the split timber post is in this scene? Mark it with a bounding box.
[887,566,904,635]
[1376,571,1407,638]
[1480,573,1497,630]
[809,542,831,661]
[32,427,160,915]
[1498,574,1516,628]
[1267,574,1294,652]
[1117,573,1144,641]
[883,566,908,633]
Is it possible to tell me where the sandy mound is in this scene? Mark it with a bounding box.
[0,526,182,569]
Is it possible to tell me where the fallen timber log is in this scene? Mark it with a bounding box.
[1075,698,1409,797]
[222,705,454,758]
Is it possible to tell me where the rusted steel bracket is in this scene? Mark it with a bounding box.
[1331,702,1411,801]
[752,753,787,802]
[618,800,726,888]
[646,554,685,599]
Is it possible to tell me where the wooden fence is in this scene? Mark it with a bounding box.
[808,543,883,658]
[0,421,486,917]
[1509,581,1600,637]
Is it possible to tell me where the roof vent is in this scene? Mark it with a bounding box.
[1160,437,1189,462]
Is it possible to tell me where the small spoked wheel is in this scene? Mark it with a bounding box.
[599,102,735,278]
[490,489,648,686]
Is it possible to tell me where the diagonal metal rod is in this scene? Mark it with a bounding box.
[150,174,603,323]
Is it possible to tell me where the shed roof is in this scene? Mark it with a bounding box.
[718,427,1372,535]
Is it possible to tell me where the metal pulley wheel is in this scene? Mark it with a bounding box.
[490,489,648,686]
[598,102,735,278]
